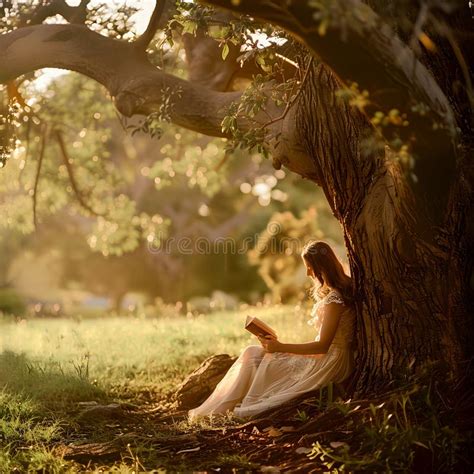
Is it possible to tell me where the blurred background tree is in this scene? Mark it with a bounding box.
[0,70,341,313]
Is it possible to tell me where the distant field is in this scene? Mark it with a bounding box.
[0,303,315,400]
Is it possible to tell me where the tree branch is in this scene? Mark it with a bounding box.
[182,9,298,92]
[0,24,242,137]
[0,22,325,180]
[201,0,457,138]
[199,0,460,154]
[32,125,47,229]
[135,0,166,51]
[55,129,105,217]
[20,0,90,26]
[184,30,298,92]
[260,57,313,129]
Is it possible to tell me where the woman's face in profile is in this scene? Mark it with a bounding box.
[304,259,316,279]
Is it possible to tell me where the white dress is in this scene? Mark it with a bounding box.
[188,290,355,419]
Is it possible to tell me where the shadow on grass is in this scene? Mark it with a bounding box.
[0,350,106,407]
[0,351,110,472]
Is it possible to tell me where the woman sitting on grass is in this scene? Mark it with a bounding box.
[189,240,356,419]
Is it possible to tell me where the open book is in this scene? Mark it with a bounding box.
[245,315,277,339]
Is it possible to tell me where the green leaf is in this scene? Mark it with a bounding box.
[222,43,230,61]
[318,19,328,36]
[182,20,197,36]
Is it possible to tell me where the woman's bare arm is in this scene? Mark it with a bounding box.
[258,302,343,355]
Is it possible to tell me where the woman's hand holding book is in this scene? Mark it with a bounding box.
[245,315,283,352]
[257,334,283,353]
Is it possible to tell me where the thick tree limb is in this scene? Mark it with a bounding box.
[0,22,318,178]
[201,0,457,138]
[182,9,298,92]
[184,30,298,92]
[0,24,240,137]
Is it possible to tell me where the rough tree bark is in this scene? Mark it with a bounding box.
[294,61,472,391]
[0,0,472,393]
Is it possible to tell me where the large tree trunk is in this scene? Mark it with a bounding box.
[294,61,473,392]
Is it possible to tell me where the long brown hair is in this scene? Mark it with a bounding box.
[301,240,353,304]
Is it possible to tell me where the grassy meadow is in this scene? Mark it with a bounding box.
[0,303,314,472]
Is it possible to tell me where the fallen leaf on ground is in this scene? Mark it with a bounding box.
[330,441,349,449]
[266,427,283,437]
[295,447,312,454]
[260,466,281,473]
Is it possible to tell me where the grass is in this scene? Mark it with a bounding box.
[0,304,314,400]
[0,389,73,472]
[214,453,259,470]
[307,385,469,473]
[0,303,314,472]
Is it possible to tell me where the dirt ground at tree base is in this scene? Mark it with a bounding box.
[47,382,473,473]
[51,394,338,473]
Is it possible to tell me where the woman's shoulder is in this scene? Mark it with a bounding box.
[311,289,342,309]
[323,289,345,306]
[309,290,343,316]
